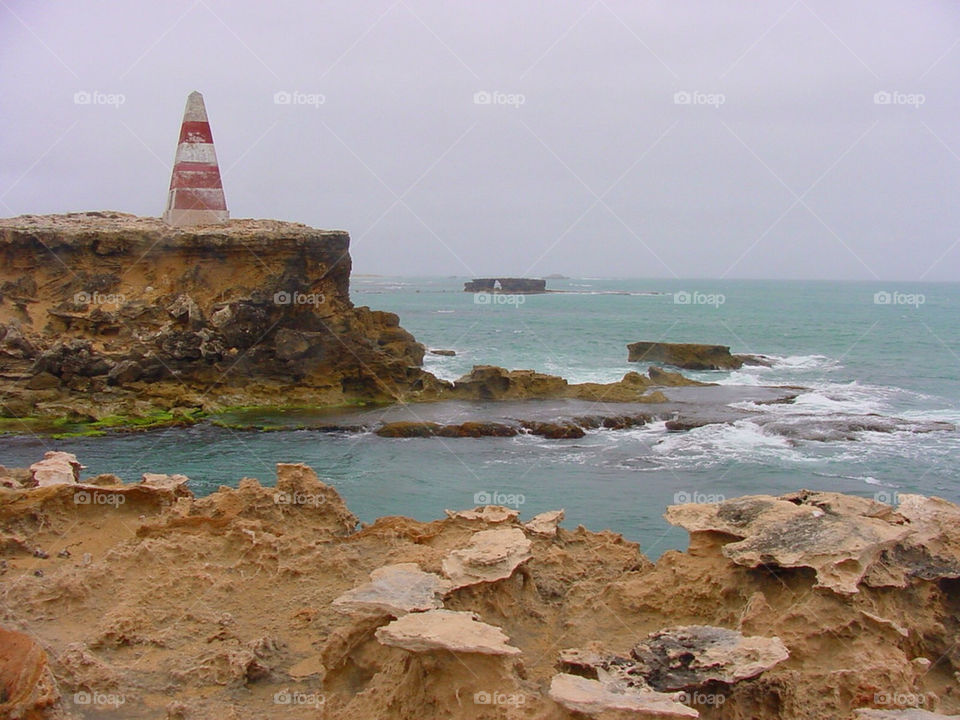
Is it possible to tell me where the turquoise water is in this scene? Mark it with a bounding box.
[2,278,958,555]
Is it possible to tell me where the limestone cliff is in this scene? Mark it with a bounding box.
[0,212,436,420]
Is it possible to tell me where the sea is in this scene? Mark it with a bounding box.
[2,277,958,556]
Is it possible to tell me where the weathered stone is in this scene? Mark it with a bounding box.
[29,451,82,486]
[631,625,789,691]
[442,528,532,589]
[274,463,358,535]
[548,673,697,718]
[0,627,61,719]
[444,506,519,523]
[375,609,521,655]
[854,711,960,720]
[140,473,192,497]
[524,510,564,537]
[332,563,449,616]
[665,491,911,594]
[375,422,441,438]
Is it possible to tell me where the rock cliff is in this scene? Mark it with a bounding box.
[0,212,437,421]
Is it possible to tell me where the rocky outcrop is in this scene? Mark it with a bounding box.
[463,278,546,293]
[441,527,532,589]
[29,451,81,487]
[0,212,434,420]
[627,341,770,370]
[5,456,959,719]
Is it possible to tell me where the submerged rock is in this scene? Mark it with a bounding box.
[375,609,521,655]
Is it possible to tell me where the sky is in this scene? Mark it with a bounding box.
[1,1,958,280]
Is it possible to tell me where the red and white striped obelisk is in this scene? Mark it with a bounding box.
[163,91,229,226]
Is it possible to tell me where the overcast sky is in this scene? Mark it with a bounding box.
[1,1,958,280]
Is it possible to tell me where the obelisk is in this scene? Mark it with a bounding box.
[162,91,229,226]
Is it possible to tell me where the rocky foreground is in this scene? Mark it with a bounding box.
[2,455,960,719]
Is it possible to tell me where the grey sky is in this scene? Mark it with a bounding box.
[1,1,958,280]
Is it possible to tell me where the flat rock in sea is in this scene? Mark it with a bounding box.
[29,451,81,486]
[442,527,532,589]
[632,625,789,690]
[665,490,911,594]
[443,505,519,523]
[374,609,521,655]
[332,563,449,616]
[524,509,565,537]
[548,673,697,718]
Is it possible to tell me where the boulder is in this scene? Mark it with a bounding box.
[332,563,450,616]
[442,527,532,589]
[521,421,585,439]
[29,451,82,486]
[548,673,697,718]
[375,609,521,655]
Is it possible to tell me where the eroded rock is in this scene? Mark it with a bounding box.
[444,506,519,523]
[548,673,697,718]
[524,510,565,537]
[0,627,61,719]
[442,528,532,589]
[375,609,521,655]
[332,563,449,616]
[29,451,82,487]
